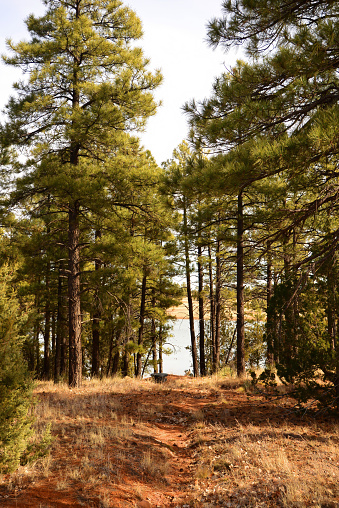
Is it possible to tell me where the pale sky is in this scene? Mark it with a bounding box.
[0,0,240,165]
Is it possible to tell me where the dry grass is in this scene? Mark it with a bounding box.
[0,377,172,507]
[0,375,338,507]
[190,418,339,507]
[140,450,170,478]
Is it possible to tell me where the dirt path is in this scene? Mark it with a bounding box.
[0,378,203,508]
[0,377,338,508]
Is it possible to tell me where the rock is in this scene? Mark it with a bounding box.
[138,501,151,508]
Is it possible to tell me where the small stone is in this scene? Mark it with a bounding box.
[138,501,151,508]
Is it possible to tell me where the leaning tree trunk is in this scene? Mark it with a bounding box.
[183,200,199,377]
[237,191,245,377]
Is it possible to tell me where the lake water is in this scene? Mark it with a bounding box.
[161,319,198,375]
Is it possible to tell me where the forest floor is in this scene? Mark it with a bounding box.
[0,375,339,508]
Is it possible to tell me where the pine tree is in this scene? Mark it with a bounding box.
[163,143,200,376]
[2,0,162,387]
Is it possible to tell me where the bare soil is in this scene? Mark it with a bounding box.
[0,376,338,508]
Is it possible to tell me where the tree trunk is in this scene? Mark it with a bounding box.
[327,253,339,409]
[237,191,245,377]
[122,349,129,377]
[109,328,122,376]
[136,271,147,378]
[34,298,41,376]
[208,245,215,374]
[183,200,199,377]
[91,230,102,377]
[266,241,274,366]
[43,207,51,380]
[68,200,82,388]
[122,299,132,377]
[159,325,163,373]
[336,322,339,410]
[151,292,158,373]
[43,261,51,380]
[68,24,82,387]
[111,351,120,376]
[214,238,221,373]
[54,262,68,381]
[327,252,337,351]
[51,313,56,361]
[282,230,294,360]
[225,325,237,366]
[198,243,206,376]
[91,312,100,377]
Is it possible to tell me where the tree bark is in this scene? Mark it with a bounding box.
[68,199,82,388]
[91,312,100,377]
[91,230,102,377]
[327,252,337,351]
[51,313,56,361]
[151,292,158,373]
[34,289,41,375]
[43,207,51,380]
[266,240,274,366]
[159,325,163,373]
[43,261,51,380]
[336,321,339,410]
[68,12,82,387]
[55,264,64,382]
[214,238,221,373]
[108,327,122,376]
[198,243,206,376]
[136,271,147,378]
[183,200,199,377]
[237,191,245,377]
[122,299,132,377]
[208,245,216,374]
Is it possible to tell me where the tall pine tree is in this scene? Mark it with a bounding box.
[2,0,162,387]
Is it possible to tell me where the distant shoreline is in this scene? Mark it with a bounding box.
[167,298,261,322]
[166,298,199,320]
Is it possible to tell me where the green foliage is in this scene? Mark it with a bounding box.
[0,264,35,473]
[250,369,277,389]
[183,0,339,403]
[1,0,169,385]
[245,321,266,369]
[267,272,339,410]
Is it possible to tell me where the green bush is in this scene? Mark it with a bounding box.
[0,264,35,473]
